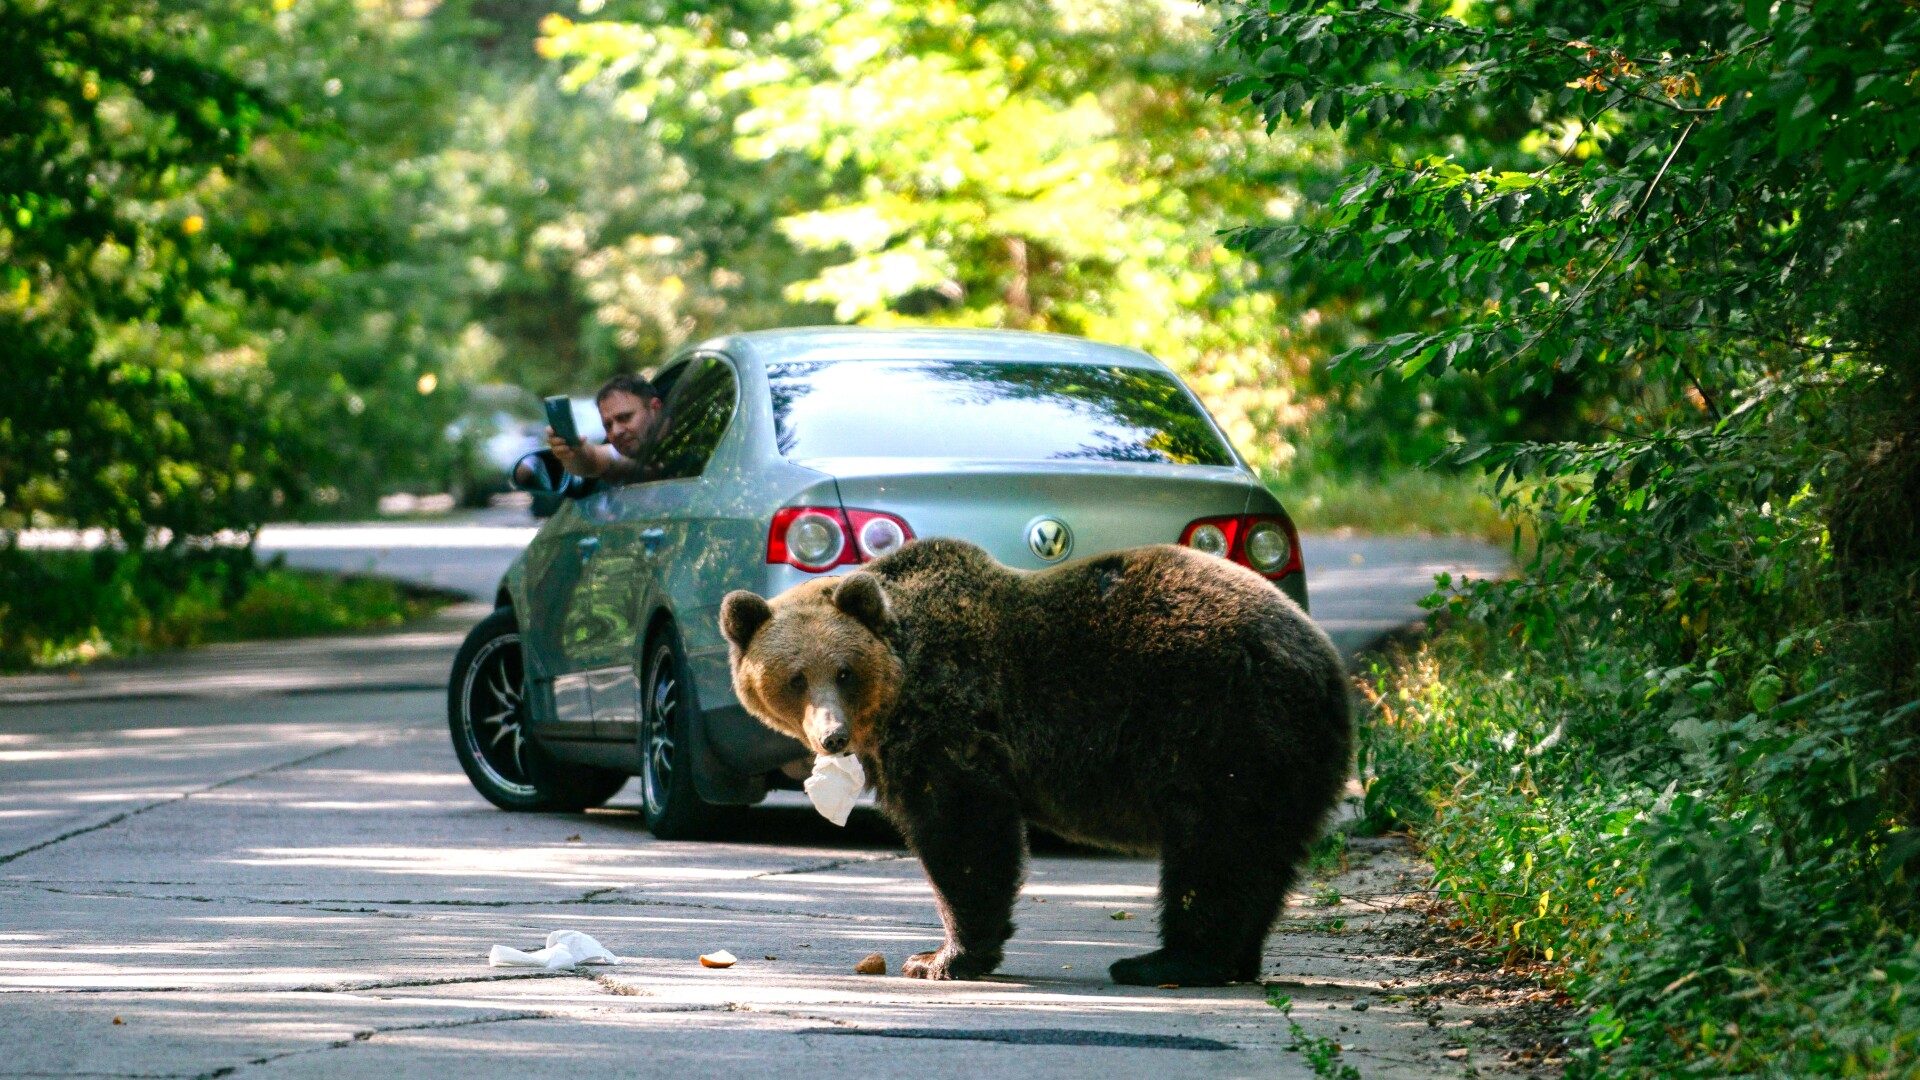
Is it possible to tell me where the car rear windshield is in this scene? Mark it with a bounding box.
[765,359,1235,466]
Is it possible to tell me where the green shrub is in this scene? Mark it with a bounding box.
[1208,0,1920,1071]
[0,547,446,671]
[1365,617,1920,1074]
[1348,348,1920,1074]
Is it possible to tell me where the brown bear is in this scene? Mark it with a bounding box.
[718,538,1351,987]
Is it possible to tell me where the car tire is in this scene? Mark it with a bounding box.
[637,623,727,839]
[449,607,628,812]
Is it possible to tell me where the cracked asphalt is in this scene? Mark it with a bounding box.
[1,683,1549,1079]
[0,529,1532,1079]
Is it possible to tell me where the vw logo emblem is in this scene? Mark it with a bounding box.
[1026,517,1072,562]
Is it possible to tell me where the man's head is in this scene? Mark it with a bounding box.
[595,373,664,459]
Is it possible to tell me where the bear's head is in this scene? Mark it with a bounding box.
[719,573,902,757]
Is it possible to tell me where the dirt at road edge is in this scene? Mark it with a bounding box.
[1264,834,1576,1079]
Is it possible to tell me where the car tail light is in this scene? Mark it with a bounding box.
[849,510,909,559]
[1179,514,1304,580]
[768,507,915,571]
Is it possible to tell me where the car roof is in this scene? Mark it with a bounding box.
[690,326,1168,371]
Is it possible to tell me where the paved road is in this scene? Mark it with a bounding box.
[0,688,1524,1079]
[0,521,1518,1077]
[1297,533,1507,659]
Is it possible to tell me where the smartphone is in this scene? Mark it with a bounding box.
[543,395,581,447]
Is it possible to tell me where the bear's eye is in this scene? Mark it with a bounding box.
[836,666,854,685]
[787,672,806,694]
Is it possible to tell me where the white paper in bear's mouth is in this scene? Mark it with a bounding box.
[803,753,865,826]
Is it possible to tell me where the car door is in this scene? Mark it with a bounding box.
[520,500,604,741]
[582,355,743,742]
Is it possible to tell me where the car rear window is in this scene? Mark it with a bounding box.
[765,360,1235,466]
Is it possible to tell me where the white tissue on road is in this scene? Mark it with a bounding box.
[804,753,865,826]
[488,929,621,969]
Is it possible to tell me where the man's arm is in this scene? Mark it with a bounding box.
[546,429,614,479]
[599,450,655,485]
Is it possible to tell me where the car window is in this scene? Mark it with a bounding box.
[636,356,738,481]
[766,359,1234,466]
[649,362,685,400]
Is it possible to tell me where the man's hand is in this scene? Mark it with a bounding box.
[546,428,613,479]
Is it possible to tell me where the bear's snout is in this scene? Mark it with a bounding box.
[804,699,852,755]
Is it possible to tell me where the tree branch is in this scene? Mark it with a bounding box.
[1512,120,1697,362]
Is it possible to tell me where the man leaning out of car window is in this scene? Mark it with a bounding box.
[547,373,665,485]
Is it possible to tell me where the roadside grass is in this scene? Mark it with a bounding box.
[0,547,454,672]
[1334,425,1920,1075]
[1265,467,1512,543]
[1268,989,1362,1080]
[1357,626,1920,1076]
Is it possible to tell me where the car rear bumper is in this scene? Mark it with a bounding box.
[1278,568,1309,612]
[700,701,806,774]
[692,702,806,806]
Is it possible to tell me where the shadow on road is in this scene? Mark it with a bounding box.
[587,798,1139,861]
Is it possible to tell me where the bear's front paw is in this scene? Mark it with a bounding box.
[902,950,951,980]
[902,945,999,981]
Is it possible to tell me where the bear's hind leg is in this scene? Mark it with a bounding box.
[1110,816,1302,987]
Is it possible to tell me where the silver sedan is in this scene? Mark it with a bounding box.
[447,327,1309,837]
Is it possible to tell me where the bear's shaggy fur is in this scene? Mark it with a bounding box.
[719,538,1351,986]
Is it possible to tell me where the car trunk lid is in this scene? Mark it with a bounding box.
[817,458,1258,569]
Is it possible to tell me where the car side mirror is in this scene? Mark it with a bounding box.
[510,449,598,501]
[511,449,566,494]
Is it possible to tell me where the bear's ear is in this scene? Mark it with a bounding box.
[833,572,890,635]
[720,590,773,649]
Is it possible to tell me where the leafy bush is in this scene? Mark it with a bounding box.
[1212,0,1920,1072]
[1365,618,1920,1073]
[1348,360,1920,1071]
[0,547,446,671]
[1352,398,1920,1072]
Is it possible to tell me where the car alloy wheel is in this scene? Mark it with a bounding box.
[636,624,724,838]
[448,607,628,812]
[461,630,538,798]
[640,639,680,819]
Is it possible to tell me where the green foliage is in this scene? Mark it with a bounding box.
[206,0,731,513]
[1304,828,1349,879]
[1219,0,1919,388]
[0,546,444,670]
[2,0,770,534]
[542,0,1333,468]
[1216,0,1920,474]
[1267,990,1363,1080]
[1,0,298,544]
[8,0,1473,540]
[1364,630,1920,1075]
[1214,0,1920,1073]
